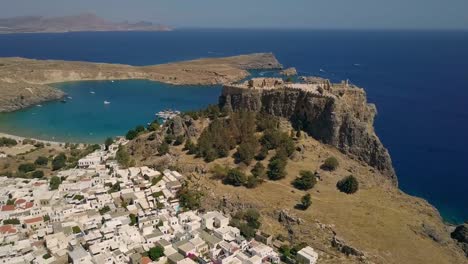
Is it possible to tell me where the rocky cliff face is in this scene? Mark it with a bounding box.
[219,79,397,184]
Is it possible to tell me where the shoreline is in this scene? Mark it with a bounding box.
[0,132,66,146]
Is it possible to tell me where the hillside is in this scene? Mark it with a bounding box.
[121,80,467,263]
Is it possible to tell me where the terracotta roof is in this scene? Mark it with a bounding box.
[0,225,17,234]
[24,216,43,224]
[24,202,34,209]
[1,205,16,211]
[141,257,152,264]
[34,182,45,186]
[15,199,26,205]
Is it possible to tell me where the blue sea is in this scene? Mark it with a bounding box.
[0,30,467,223]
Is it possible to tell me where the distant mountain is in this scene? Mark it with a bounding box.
[0,13,171,33]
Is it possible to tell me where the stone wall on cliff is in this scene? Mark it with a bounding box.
[219,82,397,184]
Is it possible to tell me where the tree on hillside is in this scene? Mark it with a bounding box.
[116,145,132,168]
[236,137,258,165]
[178,184,203,210]
[32,170,44,179]
[52,153,67,171]
[34,156,49,166]
[224,168,248,187]
[49,176,61,190]
[337,175,359,194]
[300,193,312,210]
[322,157,339,171]
[104,137,114,151]
[292,170,317,190]
[267,155,287,180]
[18,163,36,173]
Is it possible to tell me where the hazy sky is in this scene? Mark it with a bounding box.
[2,0,468,29]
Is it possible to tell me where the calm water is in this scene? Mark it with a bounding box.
[0,80,221,142]
[0,30,467,223]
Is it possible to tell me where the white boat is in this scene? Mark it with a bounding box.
[36,104,42,107]
[319,69,326,72]
[104,101,111,105]
[67,96,73,99]
[111,80,115,83]
[90,91,95,94]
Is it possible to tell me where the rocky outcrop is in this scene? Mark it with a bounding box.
[219,78,397,183]
[451,223,468,256]
[0,81,65,112]
[165,116,199,138]
[280,67,297,76]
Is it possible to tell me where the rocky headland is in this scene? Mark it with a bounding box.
[0,53,282,112]
[219,77,396,183]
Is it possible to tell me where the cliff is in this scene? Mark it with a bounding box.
[0,53,282,112]
[219,78,397,183]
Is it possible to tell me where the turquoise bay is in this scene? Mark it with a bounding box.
[0,80,221,143]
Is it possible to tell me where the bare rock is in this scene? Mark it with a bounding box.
[331,235,365,257]
[280,67,298,76]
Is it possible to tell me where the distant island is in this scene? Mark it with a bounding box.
[0,13,171,34]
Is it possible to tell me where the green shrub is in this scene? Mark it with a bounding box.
[235,138,258,165]
[336,175,359,194]
[32,170,44,179]
[245,176,262,188]
[72,226,81,234]
[174,135,185,146]
[230,208,261,239]
[251,162,266,178]
[126,125,145,140]
[322,157,339,171]
[267,155,287,180]
[184,139,197,154]
[223,168,248,186]
[18,163,36,173]
[292,170,317,190]
[129,213,137,226]
[116,145,134,168]
[178,184,203,210]
[148,245,165,261]
[0,137,17,147]
[52,153,67,171]
[157,142,170,155]
[255,146,269,161]
[34,156,48,166]
[147,121,160,131]
[3,218,20,225]
[164,134,175,144]
[300,193,312,210]
[49,176,61,190]
[99,205,111,215]
[104,137,114,150]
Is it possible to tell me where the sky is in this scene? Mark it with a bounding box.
[1,0,468,30]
